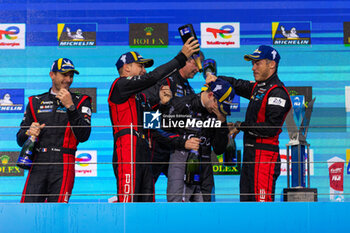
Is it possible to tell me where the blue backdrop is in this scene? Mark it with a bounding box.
[0,0,350,203]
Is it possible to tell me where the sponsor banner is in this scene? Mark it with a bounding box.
[0,151,24,176]
[345,86,350,112]
[75,150,97,177]
[129,23,168,47]
[327,156,345,202]
[280,149,314,176]
[70,88,97,113]
[58,23,97,47]
[343,22,350,45]
[201,22,240,48]
[0,89,24,113]
[272,21,311,45]
[0,24,25,49]
[346,149,350,175]
[211,150,241,175]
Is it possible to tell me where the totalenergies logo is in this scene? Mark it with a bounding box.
[0,26,20,40]
[76,153,92,167]
[206,25,234,39]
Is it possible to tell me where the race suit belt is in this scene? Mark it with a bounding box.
[36,147,77,155]
[244,142,279,152]
[114,128,149,144]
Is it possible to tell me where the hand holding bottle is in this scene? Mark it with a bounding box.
[180,36,200,59]
[228,121,240,137]
[184,137,201,151]
[205,73,218,87]
[27,122,45,137]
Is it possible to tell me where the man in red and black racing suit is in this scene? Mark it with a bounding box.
[216,45,291,202]
[17,58,92,203]
[108,38,199,202]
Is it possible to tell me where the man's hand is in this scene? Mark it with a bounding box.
[159,85,173,105]
[228,122,240,137]
[181,37,200,59]
[27,122,45,137]
[212,106,226,123]
[56,89,74,108]
[184,137,201,151]
[205,73,218,87]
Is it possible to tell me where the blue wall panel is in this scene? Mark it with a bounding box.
[0,203,349,233]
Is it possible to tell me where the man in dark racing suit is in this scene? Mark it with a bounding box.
[159,79,233,202]
[209,45,291,202]
[17,58,92,203]
[108,38,200,202]
[150,52,204,185]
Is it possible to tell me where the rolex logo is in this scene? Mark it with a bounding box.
[129,23,168,47]
[144,27,154,36]
[0,155,10,165]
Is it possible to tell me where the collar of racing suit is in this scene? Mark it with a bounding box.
[256,72,278,87]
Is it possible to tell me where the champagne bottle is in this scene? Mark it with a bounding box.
[17,136,37,170]
[178,24,203,72]
[223,135,237,167]
[184,149,201,185]
[202,59,217,79]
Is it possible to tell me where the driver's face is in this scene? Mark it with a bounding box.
[129,62,146,76]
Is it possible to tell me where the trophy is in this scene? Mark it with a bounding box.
[283,97,318,201]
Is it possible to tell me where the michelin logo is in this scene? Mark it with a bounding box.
[143,110,161,129]
[0,89,24,113]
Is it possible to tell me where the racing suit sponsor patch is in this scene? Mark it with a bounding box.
[82,106,91,116]
[268,97,286,107]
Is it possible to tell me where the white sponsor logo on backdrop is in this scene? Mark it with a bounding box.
[0,24,26,49]
[327,156,345,202]
[201,23,240,48]
[75,150,97,177]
